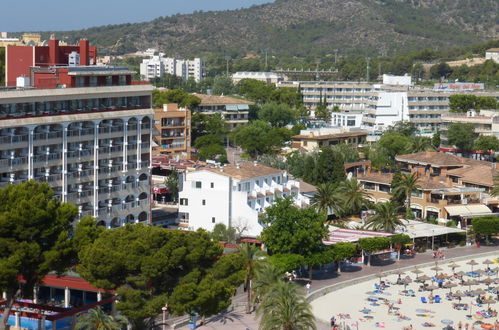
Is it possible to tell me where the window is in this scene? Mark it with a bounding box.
[363,182,376,190]
[202,199,206,206]
[303,141,308,146]
[212,217,215,223]
[195,181,202,189]
[211,182,214,188]
[180,198,188,206]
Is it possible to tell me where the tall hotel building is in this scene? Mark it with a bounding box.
[1,38,153,228]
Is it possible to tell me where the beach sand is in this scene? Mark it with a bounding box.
[311,255,499,330]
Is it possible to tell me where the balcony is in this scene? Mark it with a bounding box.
[0,157,29,170]
[0,135,29,149]
[36,174,62,187]
[97,126,124,139]
[33,153,63,166]
[67,149,94,161]
[33,131,63,146]
[98,165,123,176]
[98,145,124,157]
[128,124,138,132]
[67,128,94,142]
[67,190,94,203]
[67,169,94,183]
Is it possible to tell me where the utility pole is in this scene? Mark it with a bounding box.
[225,56,231,77]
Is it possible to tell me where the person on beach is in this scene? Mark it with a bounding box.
[306,282,311,294]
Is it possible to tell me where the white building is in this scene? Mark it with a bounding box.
[178,162,313,238]
[485,48,499,63]
[140,54,205,82]
[331,111,364,128]
[232,72,286,85]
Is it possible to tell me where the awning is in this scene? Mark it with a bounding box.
[445,204,492,217]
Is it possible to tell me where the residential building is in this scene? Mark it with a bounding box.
[5,37,97,86]
[485,48,499,63]
[278,75,499,137]
[153,103,191,159]
[231,71,286,84]
[1,39,153,228]
[440,110,499,154]
[331,110,363,128]
[0,32,42,47]
[193,94,252,129]
[178,162,313,237]
[291,127,367,151]
[139,54,205,82]
[356,151,497,222]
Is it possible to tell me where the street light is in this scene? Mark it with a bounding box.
[162,304,168,330]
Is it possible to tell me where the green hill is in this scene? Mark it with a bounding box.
[17,0,499,57]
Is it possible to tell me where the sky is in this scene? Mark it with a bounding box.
[1,0,274,32]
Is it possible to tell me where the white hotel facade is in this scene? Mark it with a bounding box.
[178,163,312,238]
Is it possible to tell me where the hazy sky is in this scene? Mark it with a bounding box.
[1,0,274,32]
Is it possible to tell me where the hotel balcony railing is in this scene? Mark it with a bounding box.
[67,190,94,201]
[33,153,62,164]
[33,131,63,141]
[67,149,94,159]
[36,174,62,186]
[128,124,138,132]
[78,210,94,218]
[141,142,150,149]
[98,145,124,155]
[141,124,151,130]
[98,165,123,175]
[67,169,94,182]
[0,157,28,168]
[67,128,94,137]
[0,135,28,144]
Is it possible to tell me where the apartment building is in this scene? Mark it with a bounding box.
[278,75,499,136]
[232,72,285,85]
[193,94,252,129]
[178,162,313,237]
[485,48,499,63]
[440,110,499,153]
[291,128,367,151]
[1,39,153,228]
[140,54,205,82]
[153,103,191,159]
[357,151,496,221]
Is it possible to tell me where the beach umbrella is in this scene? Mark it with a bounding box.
[376,272,385,284]
[438,274,451,280]
[393,269,405,280]
[443,282,457,293]
[453,291,465,299]
[472,288,486,295]
[431,266,443,275]
[448,262,460,273]
[483,259,494,266]
[481,277,495,286]
[426,284,439,293]
[482,298,496,309]
[412,268,423,279]
[467,260,479,272]
[462,279,478,291]
[418,274,431,283]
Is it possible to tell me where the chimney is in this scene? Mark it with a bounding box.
[79,39,89,66]
[48,38,60,66]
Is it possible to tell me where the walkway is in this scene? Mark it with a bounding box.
[176,244,498,329]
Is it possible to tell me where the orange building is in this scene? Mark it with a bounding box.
[153,104,191,159]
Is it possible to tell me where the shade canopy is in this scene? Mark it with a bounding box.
[444,204,492,216]
[395,219,465,238]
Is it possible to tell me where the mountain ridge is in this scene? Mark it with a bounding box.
[27,0,498,57]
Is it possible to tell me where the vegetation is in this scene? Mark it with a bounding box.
[256,281,316,330]
[446,123,477,152]
[311,182,336,215]
[391,173,420,218]
[449,95,498,113]
[230,121,292,158]
[75,307,127,330]
[78,225,244,328]
[334,179,372,218]
[472,216,499,243]
[164,168,179,202]
[239,243,261,314]
[474,135,499,152]
[210,223,236,243]
[358,237,391,266]
[152,89,201,109]
[259,102,297,128]
[192,113,229,162]
[364,202,404,233]
[0,181,78,330]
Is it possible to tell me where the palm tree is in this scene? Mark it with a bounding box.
[311,182,336,215]
[257,281,316,330]
[335,178,371,216]
[252,260,284,303]
[76,307,127,330]
[239,243,260,314]
[408,136,433,153]
[391,172,420,218]
[364,201,404,233]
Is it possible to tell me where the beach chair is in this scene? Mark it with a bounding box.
[434,296,441,303]
[421,297,427,303]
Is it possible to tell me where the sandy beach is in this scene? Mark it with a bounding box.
[311,254,499,330]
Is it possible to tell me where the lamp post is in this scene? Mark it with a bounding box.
[431,229,435,251]
[162,304,168,330]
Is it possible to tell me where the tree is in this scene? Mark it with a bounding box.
[432,130,441,148]
[260,198,329,279]
[210,223,236,243]
[390,234,412,260]
[259,102,297,127]
[364,202,404,233]
[449,95,498,113]
[193,114,229,162]
[430,62,452,79]
[236,79,273,104]
[391,173,420,218]
[164,168,179,202]
[407,136,432,153]
[447,123,476,152]
[311,182,336,215]
[252,259,284,302]
[472,216,499,244]
[256,281,316,330]
[152,89,201,109]
[267,254,305,273]
[314,104,332,121]
[231,121,292,158]
[75,307,127,330]
[239,243,260,314]
[0,181,78,330]
[335,179,371,217]
[357,236,391,266]
[78,225,242,328]
[387,122,417,137]
[212,75,234,95]
[330,242,357,271]
[474,135,499,152]
[314,147,345,185]
[378,132,411,159]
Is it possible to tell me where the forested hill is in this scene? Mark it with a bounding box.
[32,0,497,57]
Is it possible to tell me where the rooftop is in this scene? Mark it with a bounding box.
[203,162,283,180]
[358,172,451,190]
[486,48,499,52]
[447,165,498,187]
[193,94,254,106]
[395,151,485,168]
[292,131,368,141]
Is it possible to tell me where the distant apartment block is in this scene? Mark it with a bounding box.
[485,48,499,63]
[278,74,499,136]
[0,32,43,47]
[231,71,286,85]
[291,128,367,151]
[153,104,191,159]
[193,94,252,129]
[140,53,205,82]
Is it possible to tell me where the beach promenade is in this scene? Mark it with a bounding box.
[177,244,498,330]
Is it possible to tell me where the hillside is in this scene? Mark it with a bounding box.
[25,0,499,57]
